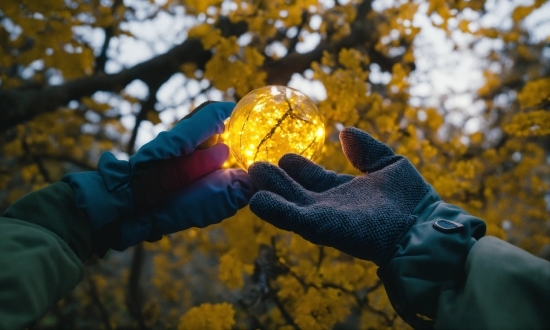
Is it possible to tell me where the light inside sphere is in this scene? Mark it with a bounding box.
[226,85,325,170]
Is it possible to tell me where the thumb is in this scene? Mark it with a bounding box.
[340,127,401,173]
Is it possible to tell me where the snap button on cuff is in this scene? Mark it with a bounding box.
[433,219,464,233]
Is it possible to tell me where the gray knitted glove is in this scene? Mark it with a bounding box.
[248,127,430,265]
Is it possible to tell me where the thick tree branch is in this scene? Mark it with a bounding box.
[0,38,210,132]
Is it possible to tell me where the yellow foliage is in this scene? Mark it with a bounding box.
[293,288,353,329]
[277,275,306,301]
[313,49,369,124]
[183,0,223,14]
[147,111,162,125]
[505,110,550,137]
[511,0,545,24]
[478,70,500,96]
[188,24,221,49]
[427,0,453,27]
[178,303,235,330]
[389,63,409,93]
[204,36,266,96]
[21,164,39,184]
[517,78,550,109]
[219,249,254,289]
[81,97,112,113]
[458,20,470,33]
[424,108,444,131]
[3,139,24,157]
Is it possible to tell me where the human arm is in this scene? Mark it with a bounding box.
[434,236,550,329]
[0,102,255,329]
[379,190,550,329]
[0,183,90,330]
[247,127,550,329]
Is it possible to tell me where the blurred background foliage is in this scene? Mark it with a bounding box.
[0,0,549,328]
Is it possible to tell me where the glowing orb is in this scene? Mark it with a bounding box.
[226,85,325,170]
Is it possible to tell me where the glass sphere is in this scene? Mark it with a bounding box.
[226,85,325,170]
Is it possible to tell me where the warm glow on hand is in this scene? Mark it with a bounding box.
[226,86,325,170]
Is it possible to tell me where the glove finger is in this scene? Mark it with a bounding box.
[250,191,338,248]
[249,191,309,233]
[131,143,230,210]
[181,100,217,120]
[174,143,229,186]
[132,102,235,169]
[151,168,256,235]
[278,153,354,192]
[248,162,312,204]
[340,127,401,173]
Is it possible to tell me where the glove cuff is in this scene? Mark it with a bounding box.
[62,170,134,230]
[377,186,486,327]
[62,152,136,255]
[62,168,154,253]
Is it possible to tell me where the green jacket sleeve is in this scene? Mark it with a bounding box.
[0,182,92,330]
[378,189,550,330]
[436,236,550,330]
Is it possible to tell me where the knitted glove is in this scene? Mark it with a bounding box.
[249,126,487,327]
[63,102,255,254]
[249,127,475,265]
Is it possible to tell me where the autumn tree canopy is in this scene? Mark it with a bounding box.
[0,0,549,328]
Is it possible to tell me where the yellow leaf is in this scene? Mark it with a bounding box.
[147,111,162,125]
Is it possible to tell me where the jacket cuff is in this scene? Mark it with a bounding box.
[1,182,93,262]
[377,186,486,326]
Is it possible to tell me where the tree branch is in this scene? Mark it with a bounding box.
[0,38,210,132]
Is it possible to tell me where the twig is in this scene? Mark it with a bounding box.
[268,288,300,330]
[94,0,124,74]
[85,268,113,330]
[34,156,52,183]
[286,10,309,55]
[253,97,295,161]
[127,243,147,330]
[21,135,52,183]
[127,85,159,155]
[268,237,300,329]
[316,246,324,270]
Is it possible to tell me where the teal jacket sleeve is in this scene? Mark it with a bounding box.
[0,183,92,330]
[378,189,550,330]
